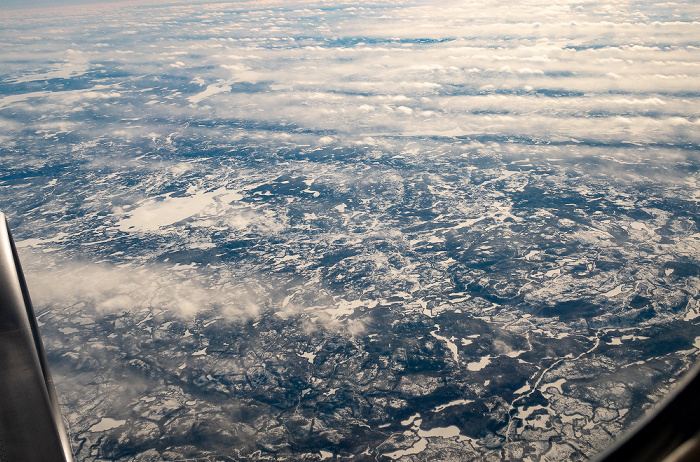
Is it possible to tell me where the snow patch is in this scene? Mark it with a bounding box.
[514,383,531,394]
[58,327,79,334]
[603,284,628,298]
[540,378,566,394]
[118,187,242,232]
[431,326,459,363]
[298,351,316,364]
[188,82,232,104]
[89,417,126,432]
[433,399,474,412]
[467,355,491,371]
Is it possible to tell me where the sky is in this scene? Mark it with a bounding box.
[1,0,123,10]
[0,0,190,11]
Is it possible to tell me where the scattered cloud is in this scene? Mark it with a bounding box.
[25,257,264,321]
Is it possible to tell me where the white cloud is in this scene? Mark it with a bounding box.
[1,0,697,151]
[25,258,264,321]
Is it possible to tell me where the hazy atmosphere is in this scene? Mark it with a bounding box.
[1,0,699,460]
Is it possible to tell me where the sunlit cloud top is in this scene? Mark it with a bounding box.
[1,0,699,150]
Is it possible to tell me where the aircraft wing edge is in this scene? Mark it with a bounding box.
[0,212,73,462]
